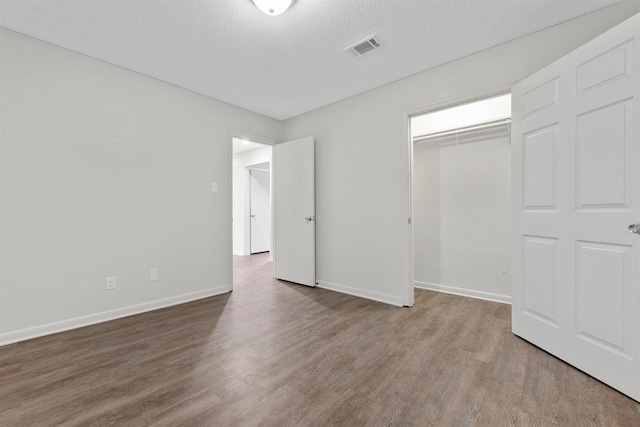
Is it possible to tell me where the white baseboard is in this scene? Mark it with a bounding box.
[0,286,230,347]
[316,280,405,307]
[414,281,511,304]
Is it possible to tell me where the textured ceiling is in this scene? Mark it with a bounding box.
[0,0,623,120]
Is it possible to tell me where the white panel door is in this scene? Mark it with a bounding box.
[512,13,640,401]
[274,136,315,286]
[250,168,271,254]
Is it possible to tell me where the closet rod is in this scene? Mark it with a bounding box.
[413,118,511,143]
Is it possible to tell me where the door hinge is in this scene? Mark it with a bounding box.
[408,218,412,224]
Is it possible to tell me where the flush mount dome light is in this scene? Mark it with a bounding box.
[252,0,292,16]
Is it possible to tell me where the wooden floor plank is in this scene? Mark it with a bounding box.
[1,252,639,426]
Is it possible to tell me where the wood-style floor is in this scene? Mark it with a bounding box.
[1,253,639,426]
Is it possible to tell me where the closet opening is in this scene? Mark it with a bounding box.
[410,93,512,303]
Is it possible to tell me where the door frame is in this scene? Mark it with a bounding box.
[404,86,512,306]
[249,165,271,255]
[229,133,276,292]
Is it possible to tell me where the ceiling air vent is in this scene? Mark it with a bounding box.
[345,37,381,57]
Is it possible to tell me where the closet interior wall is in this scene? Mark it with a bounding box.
[413,125,512,302]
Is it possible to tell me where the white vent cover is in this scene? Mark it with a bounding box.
[345,37,381,57]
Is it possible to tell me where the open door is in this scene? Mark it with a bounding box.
[250,168,271,254]
[273,136,316,286]
[512,13,640,401]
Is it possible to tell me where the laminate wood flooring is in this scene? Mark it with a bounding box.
[1,252,639,426]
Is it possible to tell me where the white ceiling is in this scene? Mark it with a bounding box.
[232,137,269,154]
[0,0,623,120]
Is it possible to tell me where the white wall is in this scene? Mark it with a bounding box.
[0,29,282,344]
[232,146,272,256]
[413,129,511,302]
[282,2,640,306]
[2,4,638,345]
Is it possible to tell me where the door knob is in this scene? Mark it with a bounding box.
[305,216,315,222]
[629,224,640,234]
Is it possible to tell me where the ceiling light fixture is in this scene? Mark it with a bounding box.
[252,0,292,16]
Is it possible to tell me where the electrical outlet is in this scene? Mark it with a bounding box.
[106,276,116,290]
[149,268,159,282]
[211,182,218,192]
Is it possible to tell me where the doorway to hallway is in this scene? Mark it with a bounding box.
[230,135,317,290]
[232,136,274,288]
[232,137,273,257]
